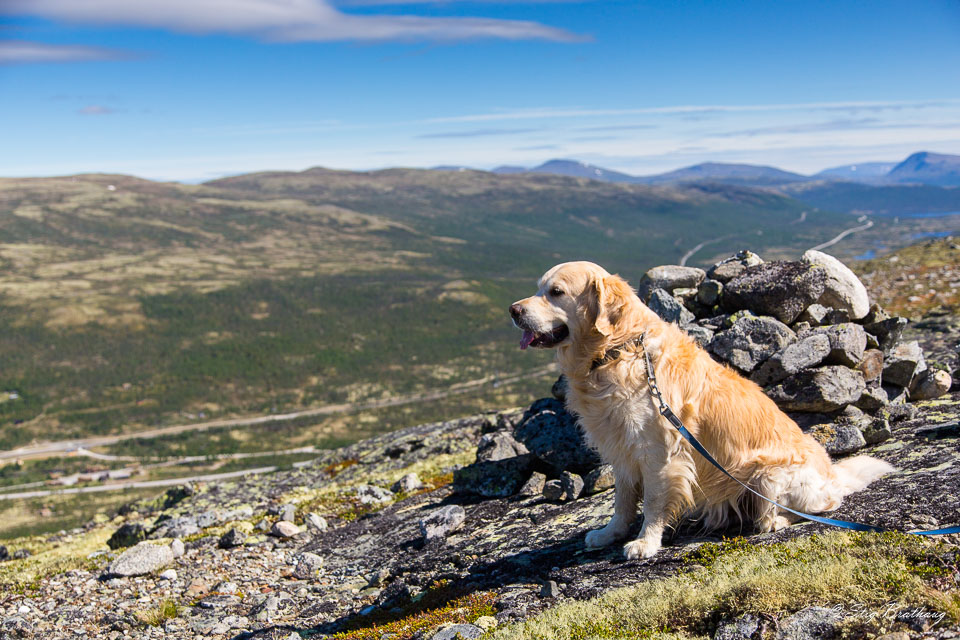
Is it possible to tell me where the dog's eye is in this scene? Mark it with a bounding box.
[549,287,564,297]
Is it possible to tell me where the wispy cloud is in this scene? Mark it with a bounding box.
[514,143,561,151]
[2,0,587,43]
[417,127,539,138]
[575,123,657,132]
[0,40,131,64]
[78,104,116,115]
[426,99,960,123]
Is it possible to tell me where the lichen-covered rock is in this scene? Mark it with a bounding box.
[419,505,465,542]
[647,288,695,325]
[697,278,723,306]
[767,366,866,412]
[796,303,830,326]
[707,316,796,373]
[776,606,842,640]
[714,613,760,640]
[107,542,174,577]
[805,422,867,455]
[583,464,616,495]
[453,455,534,498]
[801,323,867,367]
[292,552,324,580]
[856,349,884,383]
[722,261,826,324]
[354,484,394,505]
[637,265,706,300]
[751,333,831,386]
[475,431,529,462]
[883,340,926,387]
[802,250,871,320]
[518,471,547,497]
[855,385,888,411]
[391,472,424,493]
[514,398,602,474]
[682,323,715,348]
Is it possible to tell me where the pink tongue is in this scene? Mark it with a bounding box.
[520,330,536,350]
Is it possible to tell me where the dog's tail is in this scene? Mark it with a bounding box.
[831,455,896,496]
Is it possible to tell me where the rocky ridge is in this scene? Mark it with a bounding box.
[0,250,958,640]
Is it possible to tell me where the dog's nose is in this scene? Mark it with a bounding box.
[509,303,524,322]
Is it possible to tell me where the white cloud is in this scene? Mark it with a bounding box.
[0,40,129,64]
[2,0,585,42]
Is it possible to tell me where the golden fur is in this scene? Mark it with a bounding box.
[511,261,893,559]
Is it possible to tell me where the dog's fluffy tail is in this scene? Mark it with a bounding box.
[832,455,896,497]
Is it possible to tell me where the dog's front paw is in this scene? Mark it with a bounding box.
[623,538,660,560]
[585,526,621,549]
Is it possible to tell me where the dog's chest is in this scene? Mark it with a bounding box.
[564,378,659,463]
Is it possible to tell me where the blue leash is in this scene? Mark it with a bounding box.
[634,335,960,537]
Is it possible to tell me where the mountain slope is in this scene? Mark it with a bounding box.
[642,162,811,186]
[887,151,960,186]
[814,162,897,182]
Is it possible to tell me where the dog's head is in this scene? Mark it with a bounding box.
[509,261,637,350]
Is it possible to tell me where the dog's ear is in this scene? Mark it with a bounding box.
[593,274,633,336]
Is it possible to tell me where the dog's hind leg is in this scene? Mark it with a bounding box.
[585,467,640,549]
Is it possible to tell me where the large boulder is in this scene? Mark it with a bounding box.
[419,505,466,542]
[722,261,826,324]
[750,333,831,387]
[637,265,706,300]
[802,250,870,320]
[767,366,866,412]
[108,542,175,577]
[453,455,533,498]
[707,316,796,373]
[513,398,602,474]
[909,368,952,401]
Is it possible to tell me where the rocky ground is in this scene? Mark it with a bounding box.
[1,248,959,640]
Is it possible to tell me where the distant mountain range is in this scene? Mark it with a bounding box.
[457,151,960,190]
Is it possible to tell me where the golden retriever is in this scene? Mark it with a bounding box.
[510,261,893,559]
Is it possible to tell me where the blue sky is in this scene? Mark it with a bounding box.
[2,0,960,181]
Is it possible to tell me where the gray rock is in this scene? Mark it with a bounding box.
[583,464,615,495]
[796,303,830,326]
[855,349,883,383]
[542,480,565,501]
[430,623,483,640]
[108,542,174,577]
[453,455,534,498]
[419,505,466,542]
[514,398,602,474]
[805,422,867,455]
[107,522,149,550]
[355,484,394,505]
[391,472,424,493]
[170,538,184,558]
[271,521,300,538]
[518,472,547,497]
[292,552,324,579]
[218,528,245,549]
[722,260,826,324]
[196,509,221,528]
[776,606,842,640]
[908,368,951,401]
[713,613,760,640]
[305,512,328,533]
[824,308,852,325]
[707,316,796,373]
[883,340,926,387]
[697,278,723,306]
[707,250,764,283]
[378,579,413,609]
[802,323,867,367]
[647,288,695,325]
[540,580,561,598]
[882,384,909,405]
[803,250,870,320]
[637,265,706,300]
[751,333,831,386]
[476,431,529,462]
[863,316,908,352]
[767,366,866,412]
[855,385,888,412]
[861,417,892,444]
[280,503,296,523]
[152,515,199,539]
[0,545,7,561]
[682,323,715,347]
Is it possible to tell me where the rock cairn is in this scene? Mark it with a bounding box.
[455,249,953,501]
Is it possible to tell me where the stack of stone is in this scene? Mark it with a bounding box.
[638,249,951,454]
[455,249,953,500]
